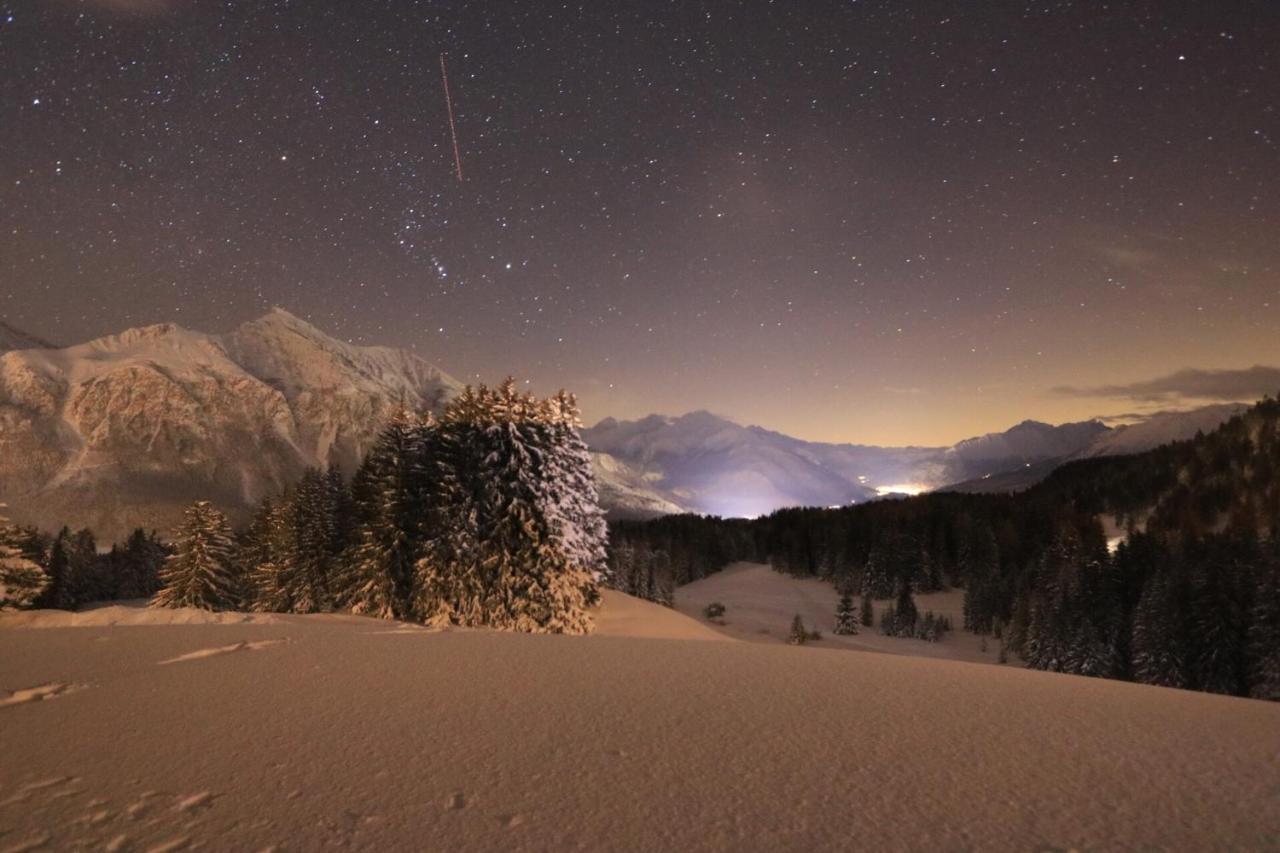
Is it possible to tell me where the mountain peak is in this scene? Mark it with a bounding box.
[241,307,332,341]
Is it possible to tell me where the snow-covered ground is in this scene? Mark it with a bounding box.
[2,590,1277,851]
[677,562,999,663]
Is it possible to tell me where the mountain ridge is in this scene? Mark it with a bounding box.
[0,308,461,540]
[0,310,1255,534]
[0,319,56,352]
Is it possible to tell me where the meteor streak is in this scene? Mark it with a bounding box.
[440,52,463,182]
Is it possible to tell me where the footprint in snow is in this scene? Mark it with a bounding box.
[158,639,287,665]
[173,792,215,813]
[0,682,86,708]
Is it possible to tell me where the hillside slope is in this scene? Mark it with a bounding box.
[675,562,995,663]
[1,605,1275,851]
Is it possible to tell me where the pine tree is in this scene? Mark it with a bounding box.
[1130,572,1187,689]
[879,601,897,636]
[960,525,1000,633]
[788,613,808,645]
[151,501,240,610]
[273,469,339,613]
[344,412,428,620]
[415,381,598,633]
[245,495,292,612]
[64,528,103,602]
[833,590,858,635]
[116,529,166,600]
[861,543,895,599]
[859,593,874,627]
[893,576,918,637]
[542,390,610,585]
[1248,552,1280,701]
[39,529,77,610]
[0,505,48,608]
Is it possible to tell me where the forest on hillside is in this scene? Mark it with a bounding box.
[610,398,1280,701]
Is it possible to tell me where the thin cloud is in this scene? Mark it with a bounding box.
[1053,365,1280,403]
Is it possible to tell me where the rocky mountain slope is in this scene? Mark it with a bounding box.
[0,309,460,540]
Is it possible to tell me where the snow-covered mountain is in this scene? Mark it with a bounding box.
[582,411,1109,518]
[0,308,460,540]
[0,307,1255,533]
[945,403,1251,493]
[591,452,690,519]
[1079,403,1250,458]
[0,320,55,353]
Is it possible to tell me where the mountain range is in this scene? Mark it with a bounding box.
[0,309,459,540]
[0,310,1251,537]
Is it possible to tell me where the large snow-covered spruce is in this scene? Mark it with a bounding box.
[414,381,602,634]
[151,501,241,610]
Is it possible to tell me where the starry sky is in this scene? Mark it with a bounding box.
[2,0,1278,445]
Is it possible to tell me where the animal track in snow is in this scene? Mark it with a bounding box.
[0,682,85,708]
[158,639,287,665]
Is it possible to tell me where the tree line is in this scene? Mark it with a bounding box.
[0,516,167,610]
[608,397,1280,700]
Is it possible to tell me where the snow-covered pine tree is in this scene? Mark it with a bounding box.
[892,575,918,637]
[609,541,640,597]
[543,390,610,586]
[414,389,485,625]
[151,501,240,610]
[649,547,676,607]
[415,381,597,633]
[1248,552,1280,701]
[275,468,338,613]
[245,495,293,612]
[833,589,858,635]
[0,505,48,609]
[861,541,896,599]
[960,525,1000,634]
[1130,572,1187,688]
[326,462,356,554]
[344,410,428,620]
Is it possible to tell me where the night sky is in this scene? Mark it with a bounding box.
[2,1,1278,445]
